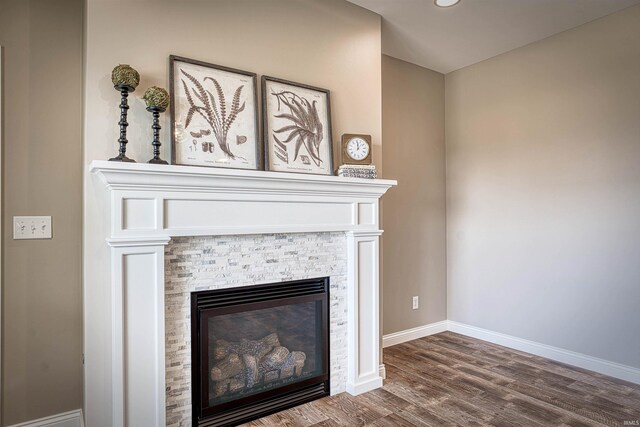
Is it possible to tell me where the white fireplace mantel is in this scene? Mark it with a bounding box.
[88,160,396,426]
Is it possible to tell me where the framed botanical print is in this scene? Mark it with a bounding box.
[170,55,260,169]
[262,76,333,175]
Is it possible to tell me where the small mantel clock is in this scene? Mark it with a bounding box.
[341,134,372,165]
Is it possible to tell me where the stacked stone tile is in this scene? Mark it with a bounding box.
[164,233,348,427]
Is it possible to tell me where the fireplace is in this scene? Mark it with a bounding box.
[88,161,394,426]
[191,277,330,426]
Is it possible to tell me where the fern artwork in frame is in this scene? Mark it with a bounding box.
[170,55,260,169]
[262,76,334,175]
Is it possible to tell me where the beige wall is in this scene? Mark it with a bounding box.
[446,5,640,368]
[82,1,381,424]
[381,55,446,334]
[0,42,2,427]
[83,0,382,169]
[0,0,84,425]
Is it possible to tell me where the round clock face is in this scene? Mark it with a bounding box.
[346,137,370,161]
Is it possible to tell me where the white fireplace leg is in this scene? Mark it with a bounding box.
[346,230,384,395]
[109,239,169,427]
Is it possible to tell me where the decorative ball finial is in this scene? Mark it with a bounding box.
[144,86,169,165]
[109,64,139,162]
[111,64,140,90]
[143,86,170,111]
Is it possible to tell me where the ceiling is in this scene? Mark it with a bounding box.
[346,0,640,73]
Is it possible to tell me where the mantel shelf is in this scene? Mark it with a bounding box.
[90,160,397,197]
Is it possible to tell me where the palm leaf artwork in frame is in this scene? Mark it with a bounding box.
[170,55,260,170]
[262,76,334,175]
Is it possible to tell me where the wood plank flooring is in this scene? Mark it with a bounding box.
[242,332,640,426]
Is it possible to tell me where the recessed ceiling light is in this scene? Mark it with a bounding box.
[434,0,461,7]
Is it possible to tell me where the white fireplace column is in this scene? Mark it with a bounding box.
[89,161,396,427]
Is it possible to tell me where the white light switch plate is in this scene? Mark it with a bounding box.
[13,216,52,239]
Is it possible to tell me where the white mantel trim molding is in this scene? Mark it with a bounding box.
[88,161,396,427]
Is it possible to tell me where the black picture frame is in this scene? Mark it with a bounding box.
[261,76,334,175]
[169,55,262,170]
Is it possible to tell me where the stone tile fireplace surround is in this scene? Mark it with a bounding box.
[165,233,346,426]
[88,161,395,426]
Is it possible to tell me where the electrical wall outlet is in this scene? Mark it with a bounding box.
[412,296,419,310]
[13,216,52,240]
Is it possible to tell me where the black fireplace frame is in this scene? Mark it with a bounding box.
[191,277,330,427]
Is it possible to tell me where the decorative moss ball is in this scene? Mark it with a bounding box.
[111,64,140,89]
[143,86,170,110]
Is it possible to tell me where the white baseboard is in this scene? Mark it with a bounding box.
[448,321,640,385]
[382,320,640,385]
[382,320,448,348]
[346,376,384,395]
[7,409,83,427]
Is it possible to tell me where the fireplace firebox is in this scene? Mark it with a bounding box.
[191,277,330,426]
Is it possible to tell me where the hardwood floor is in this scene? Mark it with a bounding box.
[242,332,640,426]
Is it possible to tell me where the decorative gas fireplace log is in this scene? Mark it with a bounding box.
[210,353,243,381]
[261,346,289,369]
[242,354,259,388]
[210,333,307,397]
[213,333,280,360]
[279,351,306,377]
[212,377,245,397]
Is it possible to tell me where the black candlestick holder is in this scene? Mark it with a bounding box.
[147,105,168,164]
[109,83,136,162]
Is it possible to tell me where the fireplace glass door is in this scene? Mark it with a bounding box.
[192,278,330,426]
